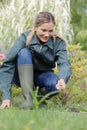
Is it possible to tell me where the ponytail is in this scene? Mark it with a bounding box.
[26,28,35,47]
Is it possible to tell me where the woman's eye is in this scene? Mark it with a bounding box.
[42,29,53,32]
[42,29,46,32]
[49,30,53,32]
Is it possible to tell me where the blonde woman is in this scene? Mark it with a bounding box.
[0,11,71,109]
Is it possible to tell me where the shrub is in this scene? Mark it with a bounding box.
[75,30,87,50]
[52,44,87,107]
[67,44,87,81]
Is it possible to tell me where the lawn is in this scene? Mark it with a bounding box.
[1,80,87,130]
[0,102,87,130]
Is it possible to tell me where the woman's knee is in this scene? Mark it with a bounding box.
[17,48,32,65]
[18,48,32,57]
[45,80,57,92]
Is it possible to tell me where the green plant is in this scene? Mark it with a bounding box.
[67,44,87,81]
[75,30,87,50]
[51,44,87,107]
[0,0,72,53]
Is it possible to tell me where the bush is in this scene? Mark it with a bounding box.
[52,44,87,107]
[67,44,87,81]
[75,30,87,50]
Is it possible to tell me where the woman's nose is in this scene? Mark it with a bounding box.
[45,32,49,37]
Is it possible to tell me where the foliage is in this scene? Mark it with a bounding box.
[67,44,87,103]
[75,30,87,50]
[71,0,87,38]
[68,44,87,80]
[52,44,87,108]
[0,0,37,52]
[0,0,72,54]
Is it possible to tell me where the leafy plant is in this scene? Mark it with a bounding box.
[0,0,72,54]
[67,44,87,81]
[75,30,87,50]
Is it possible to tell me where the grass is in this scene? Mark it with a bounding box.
[1,90,87,130]
[0,79,87,130]
[0,105,87,130]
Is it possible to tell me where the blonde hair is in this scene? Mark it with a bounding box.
[26,11,64,47]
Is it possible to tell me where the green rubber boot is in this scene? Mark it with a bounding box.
[18,64,33,109]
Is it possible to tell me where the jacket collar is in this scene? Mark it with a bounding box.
[30,33,54,49]
[30,33,40,45]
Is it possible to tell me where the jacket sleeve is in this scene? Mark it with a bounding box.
[55,39,72,83]
[0,33,26,100]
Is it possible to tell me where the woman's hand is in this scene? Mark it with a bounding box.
[0,100,12,109]
[56,79,66,91]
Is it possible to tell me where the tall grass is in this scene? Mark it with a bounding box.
[0,0,73,53]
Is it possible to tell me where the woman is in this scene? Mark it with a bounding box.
[0,11,71,109]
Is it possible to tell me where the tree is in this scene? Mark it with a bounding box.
[71,0,87,36]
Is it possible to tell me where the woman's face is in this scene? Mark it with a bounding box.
[35,22,55,43]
